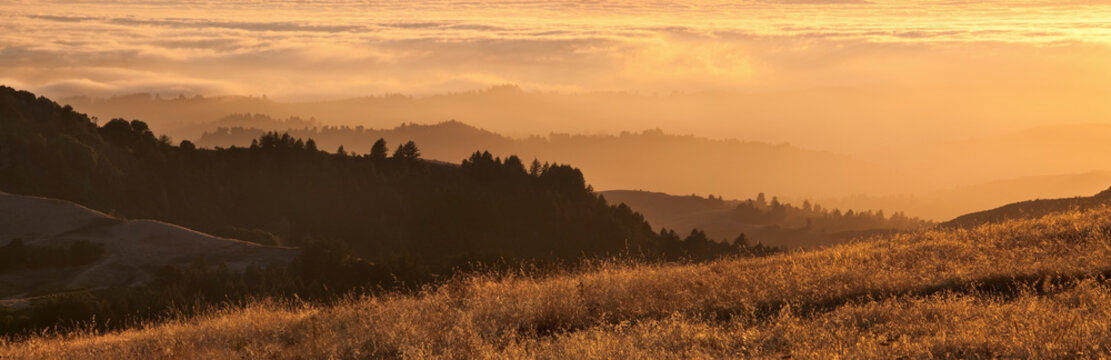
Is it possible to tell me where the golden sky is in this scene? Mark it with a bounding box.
[2,0,1110,153]
[4,0,1111,215]
[2,0,1109,98]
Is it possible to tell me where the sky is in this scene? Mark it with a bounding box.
[4,0,1111,215]
[2,0,1110,150]
[2,0,1109,98]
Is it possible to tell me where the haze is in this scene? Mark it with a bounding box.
[3,0,1111,218]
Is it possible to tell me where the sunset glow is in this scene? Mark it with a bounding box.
[2,1,1109,99]
[9,2,1111,355]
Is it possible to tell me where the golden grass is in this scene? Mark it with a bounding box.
[5,206,1111,359]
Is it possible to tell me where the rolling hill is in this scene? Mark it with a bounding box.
[6,194,1111,358]
[0,192,297,300]
[0,85,777,337]
[943,186,1111,228]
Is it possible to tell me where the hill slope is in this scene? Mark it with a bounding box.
[943,186,1111,228]
[0,85,748,281]
[7,203,1111,358]
[0,192,297,300]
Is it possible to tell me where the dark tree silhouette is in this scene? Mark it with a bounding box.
[369,138,389,161]
[529,159,542,176]
[393,140,420,160]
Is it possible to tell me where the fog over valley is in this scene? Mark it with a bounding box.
[4,1,1111,357]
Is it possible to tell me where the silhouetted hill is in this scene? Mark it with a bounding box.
[198,116,514,163]
[943,186,1111,228]
[62,89,1111,204]
[0,192,297,300]
[602,190,931,248]
[0,86,751,278]
[194,115,909,199]
[0,86,782,336]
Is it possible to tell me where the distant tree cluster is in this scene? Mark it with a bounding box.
[197,119,506,164]
[657,229,778,261]
[730,193,929,232]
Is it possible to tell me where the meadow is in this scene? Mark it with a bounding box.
[5,206,1111,359]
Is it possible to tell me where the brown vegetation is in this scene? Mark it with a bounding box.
[6,205,1111,358]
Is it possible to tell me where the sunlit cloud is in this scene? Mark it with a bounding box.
[1,0,1108,100]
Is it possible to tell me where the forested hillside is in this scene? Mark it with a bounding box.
[0,86,766,273]
[0,86,776,336]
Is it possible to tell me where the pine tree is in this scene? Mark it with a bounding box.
[369,138,388,161]
[393,141,420,160]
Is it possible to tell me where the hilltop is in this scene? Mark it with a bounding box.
[5,197,1111,358]
[944,186,1111,228]
[0,192,297,300]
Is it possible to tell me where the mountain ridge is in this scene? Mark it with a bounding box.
[193,115,911,199]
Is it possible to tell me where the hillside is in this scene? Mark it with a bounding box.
[0,86,774,337]
[0,86,766,295]
[6,200,1111,358]
[0,85,724,273]
[0,192,297,300]
[943,186,1111,228]
[602,190,930,248]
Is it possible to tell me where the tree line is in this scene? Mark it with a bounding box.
[0,86,780,336]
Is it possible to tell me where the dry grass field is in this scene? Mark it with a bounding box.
[5,206,1111,359]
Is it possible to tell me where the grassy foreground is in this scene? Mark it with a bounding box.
[6,207,1111,359]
